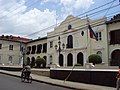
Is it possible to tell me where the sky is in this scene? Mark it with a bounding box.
[0,0,119,39]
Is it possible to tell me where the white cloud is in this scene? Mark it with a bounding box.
[0,0,94,39]
[60,0,94,15]
[0,0,57,39]
[41,0,94,19]
[41,0,59,3]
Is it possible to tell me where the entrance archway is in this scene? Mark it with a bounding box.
[30,57,35,66]
[110,49,120,66]
[67,53,73,66]
[77,52,84,66]
[59,54,64,66]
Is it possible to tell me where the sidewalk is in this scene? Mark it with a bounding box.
[0,70,116,90]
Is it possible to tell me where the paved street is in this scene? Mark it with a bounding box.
[0,74,74,90]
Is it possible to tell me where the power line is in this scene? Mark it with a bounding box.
[25,3,120,37]
[0,0,117,37]
[104,0,116,16]
[0,0,39,19]
[0,12,119,51]
[44,14,116,43]
[0,0,34,16]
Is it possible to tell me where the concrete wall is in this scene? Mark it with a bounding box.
[31,69,50,77]
[50,69,118,87]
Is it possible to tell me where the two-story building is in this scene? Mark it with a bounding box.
[0,35,30,66]
[106,14,120,66]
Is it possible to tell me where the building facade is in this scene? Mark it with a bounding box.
[0,35,30,66]
[26,37,47,66]
[1,14,120,67]
[106,14,120,66]
[47,15,108,67]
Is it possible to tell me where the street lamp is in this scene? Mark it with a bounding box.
[20,42,26,68]
[55,36,65,66]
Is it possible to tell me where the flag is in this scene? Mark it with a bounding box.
[88,25,98,41]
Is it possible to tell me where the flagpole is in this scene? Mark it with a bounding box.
[86,15,89,63]
[86,15,91,63]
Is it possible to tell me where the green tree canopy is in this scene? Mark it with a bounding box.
[36,56,46,68]
[88,54,102,65]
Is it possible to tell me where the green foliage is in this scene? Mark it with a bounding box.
[36,56,46,68]
[88,54,102,65]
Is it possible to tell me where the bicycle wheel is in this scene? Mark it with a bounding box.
[21,76,25,82]
[28,76,32,83]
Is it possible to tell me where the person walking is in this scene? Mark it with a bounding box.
[116,68,120,90]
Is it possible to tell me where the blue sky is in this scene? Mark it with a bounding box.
[0,0,119,39]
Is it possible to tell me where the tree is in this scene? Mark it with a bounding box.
[88,54,102,65]
[36,56,46,68]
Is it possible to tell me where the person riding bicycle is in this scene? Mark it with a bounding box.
[21,65,31,80]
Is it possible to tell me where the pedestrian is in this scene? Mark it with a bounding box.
[116,67,120,90]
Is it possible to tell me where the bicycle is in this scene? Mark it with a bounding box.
[21,72,32,83]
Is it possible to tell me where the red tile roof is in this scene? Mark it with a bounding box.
[0,35,31,43]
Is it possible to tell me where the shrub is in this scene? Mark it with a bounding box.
[36,56,46,68]
[88,54,102,65]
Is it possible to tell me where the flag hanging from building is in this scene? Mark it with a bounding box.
[88,25,98,41]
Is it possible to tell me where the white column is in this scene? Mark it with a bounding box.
[83,51,87,65]
[73,52,76,66]
[64,53,67,67]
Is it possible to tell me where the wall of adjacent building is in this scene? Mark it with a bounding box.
[107,21,120,63]
[26,38,47,63]
[0,40,22,65]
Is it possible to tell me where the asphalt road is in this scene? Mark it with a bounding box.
[0,74,74,90]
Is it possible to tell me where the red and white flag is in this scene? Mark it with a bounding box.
[88,25,98,41]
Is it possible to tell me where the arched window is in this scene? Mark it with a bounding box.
[31,45,36,54]
[67,35,73,48]
[97,51,102,58]
[36,44,42,54]
[26,57,31,65]
[30,57,35,67]
[43,56,47,60]
[68,25,72,30]
[9,56,12,64]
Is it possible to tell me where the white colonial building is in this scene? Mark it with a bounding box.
[47,15,108,67]
[0,14,120,68]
